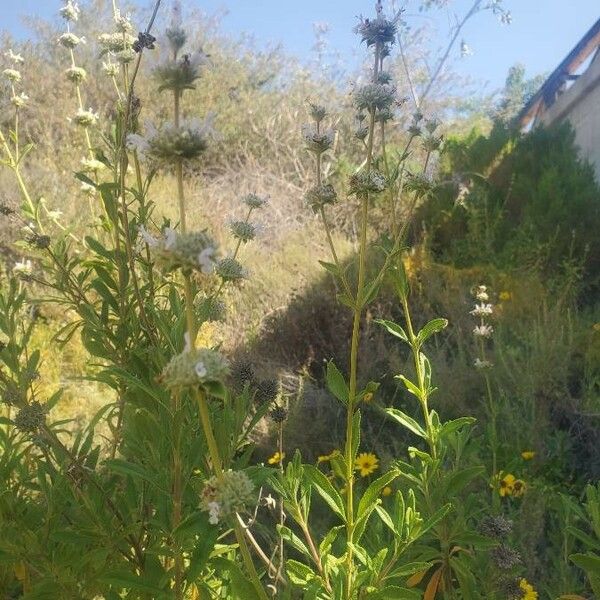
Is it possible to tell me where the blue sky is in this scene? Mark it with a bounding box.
[4,1,600,93]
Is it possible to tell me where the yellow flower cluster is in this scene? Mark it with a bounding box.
[520,578,538,599]
[499,473,526,498]
[499,290,512,302]
[268,451,285,465]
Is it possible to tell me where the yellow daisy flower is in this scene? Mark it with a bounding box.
[382,486,393,497]
[512,479,526,497]
[354,452,379,477]
[519,578,538,600]
[499,291,512,301]
[499,473,515,497]
[521,450,535,460]
[317,449,341,463]
[268,451,285,465]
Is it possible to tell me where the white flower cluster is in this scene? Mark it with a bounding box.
[139,226,217,275]
[59,0,80,22]
[127,118,215,165]
[71,107,99,128]
[201,470,255,525]
[471,284,494,368]
[3,50,27,108]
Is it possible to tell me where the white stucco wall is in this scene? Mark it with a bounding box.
[539,52,600,182]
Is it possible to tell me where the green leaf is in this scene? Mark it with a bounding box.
[396,375,422,400]
[386,562,433,579]
[99,572,169,597]
[304,464,346,521]
[351,410,361,463]
[364,586,421,599]
[438,417,476,439]
[286,559,317,586]
[375,319,409,344]
[357,470,399,520]
[277,525,312,559]
[442,466,485,497]
[570,552,600,572]
[385,408,426,438]
[104,458,164,490]
[416,318,448,346]
[326,361,349,405]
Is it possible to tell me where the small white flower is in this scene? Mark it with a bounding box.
[3,68,21,82]
[58,32,85,48]
[81,157,106,172]
[207,501,220,525]
[47,209,63,220]
[474,285,489,301]
[80,182,96,196]
[59,0,80,21]
[102,61,120,77]
[10,92,28,108]
[163,227,177,250]
[473,324,493,338]
[114,9,133,33]
[195,361,208,378]
[198,247,216,274]
[138,225,158,248]
[470,303,493,317]
[474,358,493,369]
[460,40,473,57]
[13,259,33,275]
[5,49,24,64]
[71,107,99,128]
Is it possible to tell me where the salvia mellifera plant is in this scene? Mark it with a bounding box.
[1,0,544,599]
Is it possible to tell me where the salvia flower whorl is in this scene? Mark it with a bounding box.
[305,183,337,213]
[354,83,396,112]
[65,66,87,83]
[127,118,213,165]
[59,0,80,22]
[302,125,335,155]
[215,257,246,282]
[229,220,256,243]
[14,401,47,434]
[348,170,387,197]
[243,193,268,210]
[58,32,85,49]
[153,51,206,93]
[308,103,327,123]
[161,348,229,391]
[98,32,136,55]
[201,470,255,525]
[354,13,398,47]
[145,227,217,274]
[197,297,226,323]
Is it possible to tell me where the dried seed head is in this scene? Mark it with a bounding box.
[132,31,156,53]
[14,401,47,434]
[230,359,255,390]
[197,297,226,323]
[480,515,513,539]
[254,379,278,406]
[490,544,521,570]
[270,405,288,423]
[27,233,51,250]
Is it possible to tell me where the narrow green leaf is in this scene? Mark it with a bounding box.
[385,408,426,438]
[376,319,409,344]
[326,361,349,405]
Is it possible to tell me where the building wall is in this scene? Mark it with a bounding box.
[539,51,600,181]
